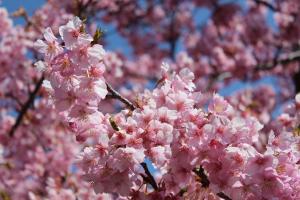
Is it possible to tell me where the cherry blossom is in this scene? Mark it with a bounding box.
[1,0,300,199]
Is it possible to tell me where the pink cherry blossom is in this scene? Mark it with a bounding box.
[2,1,300,199]
[59,17,93,49]
[34,27,63,60]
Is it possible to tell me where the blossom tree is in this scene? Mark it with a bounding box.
[1,0,300,199]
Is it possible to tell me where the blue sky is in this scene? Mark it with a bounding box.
[1,0,44,24]
[1,0,44,13]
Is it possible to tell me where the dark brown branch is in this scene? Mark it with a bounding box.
[105,84,158,191]
[11,7,42,32]
[105,88,156,190]
[253,0,278,12]
[76,0,93,18]
[193,166,232,200]
[11,7,30,23]
[255,50,300,70]
[5,93,22,107]
[105,87,156,190]
[106,82,136,111]
[193,166,210,188]
[140,162,158,190]
[8,76,44,137]
[293,67,300,93]
[217,192,232,200]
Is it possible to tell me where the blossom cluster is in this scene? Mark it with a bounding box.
[33,0,300,110]
[0,6,107,199]
[36,18,300,199]
[1,0,300,199]
[227,85,276,125]
[34,17,108,142]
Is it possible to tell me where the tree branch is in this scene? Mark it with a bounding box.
[193,166,210,188]
[193,166,232,200]
[293,67,300,93]
[217,192,232,200]
[12,7,42,32]
[104,88,157,190]
[253,0,278,12]
[140,162,158,190]
[4,93,22,108]
[255,50,300,70]
[8,76,44,137]
[105,84,159,191]
[104,87,157,190]
[106,82,136,111]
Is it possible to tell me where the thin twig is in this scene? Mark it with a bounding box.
[140,162,158,190]
[217,192,232,200]
[104,87,157,190]
[193,166,232,200]
[5,93,23,107]
[255,50,300,70]
[193,166,210,188]
[8,76,44,137]
[104,87,158,190]
[293,66,300,93]
[106,82,136,111]
[207,49,300,91]
[253,0,278,12]
[11,7,42,32]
